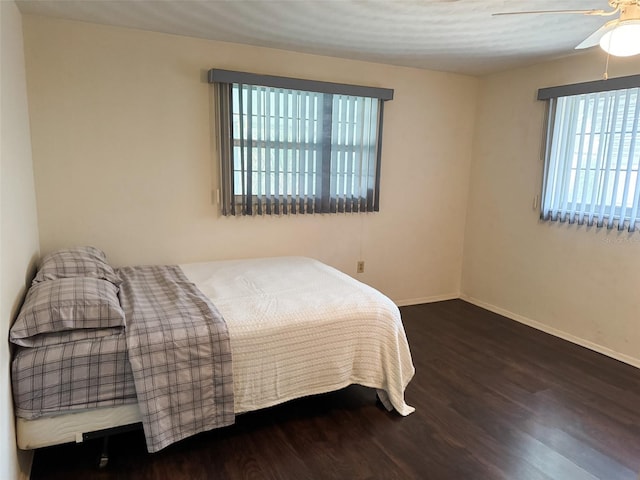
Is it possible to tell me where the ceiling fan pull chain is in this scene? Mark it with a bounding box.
[603,50,611,80]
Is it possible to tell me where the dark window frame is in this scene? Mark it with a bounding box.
[210,69,393,216]
[537,75,640,231]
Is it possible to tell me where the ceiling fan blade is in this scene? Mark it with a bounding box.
[575,22,618,49]
[492,9,607,16]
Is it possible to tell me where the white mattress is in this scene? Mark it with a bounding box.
[17,256,415,449]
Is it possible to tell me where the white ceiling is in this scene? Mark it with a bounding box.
[16,0,614,76]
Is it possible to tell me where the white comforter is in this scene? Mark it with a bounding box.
[180,256,415,416]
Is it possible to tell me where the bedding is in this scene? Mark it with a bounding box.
[11,327,123,349]
[181,257,415,416]
[117,265,234,453]
[12,332,136,418]
[10,277,125,347]
[32,246,121,286]
[11,255,415,453]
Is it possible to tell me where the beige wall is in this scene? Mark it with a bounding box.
[23,15,478,305]
[462,50,640,366]
[0,2,40,479]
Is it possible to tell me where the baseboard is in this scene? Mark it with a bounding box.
[460,294,640,369]
[395,293,459,307]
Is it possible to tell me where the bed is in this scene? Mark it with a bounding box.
[11,247,415,455]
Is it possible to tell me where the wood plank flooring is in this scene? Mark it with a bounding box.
[30,300,640,480]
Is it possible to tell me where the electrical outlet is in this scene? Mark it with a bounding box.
[357,261,365,273]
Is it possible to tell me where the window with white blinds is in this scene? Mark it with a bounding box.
[539,77,640,231]
[209,70,393,216]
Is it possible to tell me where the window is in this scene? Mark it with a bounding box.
[538,75,640,231]
[209,69,393,216]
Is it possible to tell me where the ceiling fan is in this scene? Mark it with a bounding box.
[493,0,640,57]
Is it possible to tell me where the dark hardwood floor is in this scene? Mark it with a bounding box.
[30,300,640,480]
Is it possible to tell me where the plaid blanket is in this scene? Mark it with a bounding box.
[117,265,234,452]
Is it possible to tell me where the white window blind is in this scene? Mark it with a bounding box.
[210,70,392,216]
[541,85,640,231]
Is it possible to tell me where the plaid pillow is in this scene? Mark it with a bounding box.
[10,277,126,347]
[32,246,121,286]
[12,326,123,348]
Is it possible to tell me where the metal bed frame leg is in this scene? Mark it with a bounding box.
[81,422,143,469]
[98,435,109,468]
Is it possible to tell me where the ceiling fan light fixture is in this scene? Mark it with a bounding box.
[599,21,640,56]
